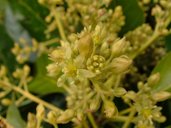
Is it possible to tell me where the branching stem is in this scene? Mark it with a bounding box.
[0,81,62,112]
[52,7,67,41]
[122,107,136,128]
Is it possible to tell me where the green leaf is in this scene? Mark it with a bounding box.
[28,54,65,95]
[9,0,48,41]
[0,24,17,73]
[5,4,32,44]
[7,104,26,128]
[152,52,171,92]
[115,0,145,34]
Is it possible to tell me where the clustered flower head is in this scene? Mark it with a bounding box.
[123,73,171,128]
[1,0,171,128]
[47,23,132,123]
[38,0,125,38]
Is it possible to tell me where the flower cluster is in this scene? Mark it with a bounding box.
[47,24,131,123]
[123,73,171,128]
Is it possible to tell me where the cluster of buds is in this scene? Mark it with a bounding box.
[38,0,125,38]
[123,73,170,128]
[126,24,153,56]
[138,0,151,12]
[26,104,75,128]
[151,0,171,35]
[0,65,33,106]
[11,38,47,64]
[0,66,12,106]
[12,65,32,81]
[47,24,132,123]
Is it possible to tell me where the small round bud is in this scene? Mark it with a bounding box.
[111,38,128,57]
[1,98,12,106]
[23,65,30,76]
[11,43,20,55]
[113,87,127,97]
[47,111,60,125]
[36,104,45,119]
[89,95,101,112]
[147,73,160,87]
[103,100,118,118]
[152,91,171,102]
[110,55,132,74]
[77,34,93,58]
[56,109,75,124]
[27,113,37,128]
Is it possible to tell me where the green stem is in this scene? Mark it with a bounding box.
[106,116,129,122]
[41,38,59,46]
[83,118,89,128]
[122,107,136,128]
[15,95,26,106]
[119,108,132,115]
[0,81,62,112]
[52,7,67,41]
[114,75,121,89]
[87,112,98,128]
[53,124,58,128]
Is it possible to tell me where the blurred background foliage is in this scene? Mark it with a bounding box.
[1,0,171,127]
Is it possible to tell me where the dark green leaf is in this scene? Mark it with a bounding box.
[0,24,17,73]
[9,0,48,41]
[115,0,145,34]
[152,52,171,92]
[29,76,65,95]
[7,104,26,128]
[5,5,32,44]
[28,54,65,95]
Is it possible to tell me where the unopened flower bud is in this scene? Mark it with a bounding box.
[89,95,101,112]
[124,91,136,101]
[103,100,118,118]
[27,113,37,128]
[152,91,171,102]
[57,109,75,124]
[36,104,45,119]
[76,111,84,121]
[13,68,25,79]
[110,55,132,74]
[77,34,93,58]
[153,115,166,123]
[113,87,127,97]
[11,43,20,55]
[23,65,30,76]
[111,38,128,57]
[47,111,60,125]
[147,73,160,87]
[1,98,12,106]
